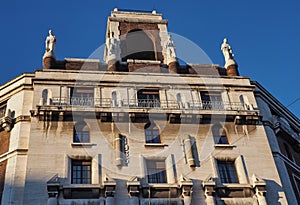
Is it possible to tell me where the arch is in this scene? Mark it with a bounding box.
[144,121,161,143]
[112,91,117,107]
[122,29,156,61]
[42,89,52,105]
[73,121,90,143]
[212,123,229,144]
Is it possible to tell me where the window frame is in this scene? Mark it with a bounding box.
[144,122,161,144]
[71,160,92,184]
[217,160,239,184]
[146,159,167,184]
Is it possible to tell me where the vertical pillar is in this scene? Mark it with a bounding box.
[47,197,57,205]
[257,193,267,205]
[205,195,216,205]
[183,195,191,205]
[129,196,139,205]
[106,196,115,205]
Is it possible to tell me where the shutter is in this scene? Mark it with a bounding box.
[166,154,176,184]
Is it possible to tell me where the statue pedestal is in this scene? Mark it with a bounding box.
[168,61,178,73]
[43,56,56,69]
[226,64,239,76]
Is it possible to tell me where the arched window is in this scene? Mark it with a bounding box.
[176,93,182,108]
[74,122,90,143]
[42,89,48,105]
[144,122,161,143]
[212,124,229,144]
[112,91,117,107]
[122,29,155,61]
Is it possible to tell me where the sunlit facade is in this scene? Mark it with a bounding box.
[0,9,298,205]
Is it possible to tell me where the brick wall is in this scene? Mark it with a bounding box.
[0,131,10,156]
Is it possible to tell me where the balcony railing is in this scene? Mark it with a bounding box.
[47,97,246,111]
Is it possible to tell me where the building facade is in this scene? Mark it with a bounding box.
[0,9,297,205]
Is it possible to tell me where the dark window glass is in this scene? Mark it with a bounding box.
[217,160,238,183]
[71,160,91,184]
[146,159,167,183]
[70,87,94,106]
[74,131,90,143]
[200,91,223,110]
[145,123,161,143]
[137,90,160,108]
[213,125,229,144]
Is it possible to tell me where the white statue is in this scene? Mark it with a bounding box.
[106,32,120,61]
[165,35,177,63]
[221,38,236,67]
[46,30,56,53]
[43,29,56,59]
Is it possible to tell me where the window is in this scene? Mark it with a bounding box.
[146,159,167,183]
[71,87,94,106]
[217,160,238,183]
[74,122,90,143]
[212,124,229,144]
[71,160,91,184]
[145,122,161,143]
[138,89,160,108]
[200,91,223,110]
[0,102,7,118]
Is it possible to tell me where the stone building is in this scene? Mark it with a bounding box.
[0,9,298,205]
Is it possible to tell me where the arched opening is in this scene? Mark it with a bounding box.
[73,121,90,143]
[212,124,229,144]
[112,91,117,107]
[144,122,161,143]
[122,29,155,61]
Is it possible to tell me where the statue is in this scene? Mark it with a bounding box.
[106,32,120,61]
[221,38,236,67]
[44,29,56,59]
[165,35,177,63]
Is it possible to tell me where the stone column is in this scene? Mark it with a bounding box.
[129,196,139,205]
[205,195,216,205]
[46,197,57,205]
[183,195,191,205]
[257,193,267,205]
[106,196,115,205]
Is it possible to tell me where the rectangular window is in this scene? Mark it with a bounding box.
[217,160,238,183]
[0,102,7,118]
[200,91,223,110]
[137,90,160,108]
[146,159,167,183]
[70,87,94,106]
[71,160,91,184]
[74,131,90,143]
[145,129,160,143]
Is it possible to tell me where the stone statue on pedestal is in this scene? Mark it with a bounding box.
[43,29,56,59]
[106,32,120,62]
[221,38,236,67]
[165,34,177,63]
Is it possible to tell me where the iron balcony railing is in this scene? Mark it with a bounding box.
[49,97,246,111]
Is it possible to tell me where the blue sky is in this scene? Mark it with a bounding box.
[1,0,299,118]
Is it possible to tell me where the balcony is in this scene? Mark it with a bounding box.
[35,97,259,122]
[47,97,246,110]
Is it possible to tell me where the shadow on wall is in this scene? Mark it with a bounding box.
[264,179,283,205]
